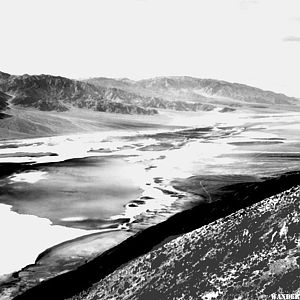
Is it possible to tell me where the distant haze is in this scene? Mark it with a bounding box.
[0,0,300,97]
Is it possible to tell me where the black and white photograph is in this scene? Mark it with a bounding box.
[0,0,299,299]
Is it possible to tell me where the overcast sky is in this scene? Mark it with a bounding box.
[0,0,300,97]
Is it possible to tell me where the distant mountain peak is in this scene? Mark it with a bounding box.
[0,71,11,83]
[133,76,298,106]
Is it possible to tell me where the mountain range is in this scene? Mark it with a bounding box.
[0,71,298,116]
[86,76,298,107]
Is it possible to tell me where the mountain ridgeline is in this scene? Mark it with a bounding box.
[0,71,298,115]
[135,77,297,105]
[0,73,158,115]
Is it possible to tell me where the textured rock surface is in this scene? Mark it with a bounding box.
[0,73,158,114]
[0,91,11,111]
[71,186,300,300]
[0,73,230,115]
[88,76,298,106]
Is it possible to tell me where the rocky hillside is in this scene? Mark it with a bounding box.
[0,73,223,115]
[0,71,10,85]
[137,76,298,105]
[70,185,300,300]
[0,90,11,119]
[88,76,298,107]
[0,72,11,113]
[0,73,158,115]
[0,91,10,111]
[80,82,215,112]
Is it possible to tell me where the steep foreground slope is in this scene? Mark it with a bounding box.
[70,186,300,300]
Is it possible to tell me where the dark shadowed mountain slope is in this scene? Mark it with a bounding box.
[0,91,11,110]
[0,73,158,114]
[0,71,11,84]
[0,73,221,114]
[0,90,11,118]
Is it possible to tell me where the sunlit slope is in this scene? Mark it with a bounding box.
[87,76,299,108]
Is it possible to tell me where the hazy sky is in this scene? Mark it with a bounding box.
[0,0,300,97]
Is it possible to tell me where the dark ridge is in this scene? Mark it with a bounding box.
[0,70,11,80]
[0,112,11,119]
[13,170,300,300]
[0,163,32,180]
[0,90,11,111]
